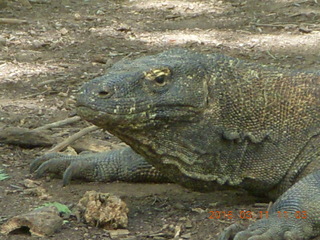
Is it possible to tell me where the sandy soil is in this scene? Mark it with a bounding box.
[0,0,320,239]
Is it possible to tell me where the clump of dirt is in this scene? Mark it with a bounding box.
[77,191,128,229]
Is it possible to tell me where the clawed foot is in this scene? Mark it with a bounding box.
[30,152,101,186]
[30,147,163,185]
[219,217,311,240]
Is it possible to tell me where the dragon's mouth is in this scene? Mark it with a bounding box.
[76,105,159,129]
[76,104,151,118]
[77,103,201,131]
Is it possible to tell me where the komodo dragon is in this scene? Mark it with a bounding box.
[30,49,320,240]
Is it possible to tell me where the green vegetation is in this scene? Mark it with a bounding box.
[37,202,72,215]
[0,168,9,181]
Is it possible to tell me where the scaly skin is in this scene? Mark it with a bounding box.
[31,49,320,239]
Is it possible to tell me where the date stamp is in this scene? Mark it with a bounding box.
[208,210,307,220]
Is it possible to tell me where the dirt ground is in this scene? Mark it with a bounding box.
[0,0,320,239]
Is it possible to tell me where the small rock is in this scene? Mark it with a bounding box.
[15,52,42,62]
[23,186,50,199]
[121,237,137,240]
[0,36,6,46]
[185,219,192,229]
[58,92,68,97]
[32,40,47,49]
[96,9,105,15]
[181,233,192,239]
[299,27,312,34]
[54,22,63,28]
[74,13,81,20]
[1,206,63,237]
[23,179,41,188]
[173,203,186,210]
[62,146,77,155]
[60,28,69,35]
[115,23,131,32]
[29,30,37,35]
[92,55,107,64]
[191,207,206,213]
[174,224,181,238]
[108,229,130,238]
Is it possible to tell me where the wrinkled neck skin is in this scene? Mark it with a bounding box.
[109,115,238,191]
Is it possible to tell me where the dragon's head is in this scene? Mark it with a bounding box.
[77,49,211,130]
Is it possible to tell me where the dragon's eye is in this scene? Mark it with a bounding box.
[144,68,171,87]
[154,75,166,86]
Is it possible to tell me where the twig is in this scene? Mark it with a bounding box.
[250,22,297,28]
[34,116,81,131]
[294,0,310,5]
[37,79,61,87]
[266,50,276,60]
[47,125,99,153]
[20,90,48,99]
[267,201,273,212]
[253,203,270,208]
[0,18,28,24]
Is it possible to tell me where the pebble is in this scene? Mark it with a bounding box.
[185,219,192,229]
[96,9,105,15]
[74,13,81,20]
[32,40,44,49]
[181,233,192,239]
[173,203,186,210]
[121,237,137,240]
[0,36,6,46]
[108,229,130,237]
[60,28,69,35]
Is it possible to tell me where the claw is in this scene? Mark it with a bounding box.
[62,161,96,186]
[62,165,74,186]
[30,153,74,181]
[30,152,101,185]
[29,147,159,184]
[30,153,63,173]
[34,158,68,178]
[219,223,247,240]
[219,217,311,240]
[30,156,46,173]
[34,161,51,178]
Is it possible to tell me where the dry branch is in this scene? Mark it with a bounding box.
[1,117,107,152]
[250,22,297,28]
[71,138,125,153]
[0,127,55,147]
[34,116,81,131]
[47,125,99,153]
[0,18,28,24]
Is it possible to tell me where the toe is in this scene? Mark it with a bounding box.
[34,157,72,178]
[62,160,95,186]
[30,153,63,173]
[218,223,247,240]
[284,230,305,240]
